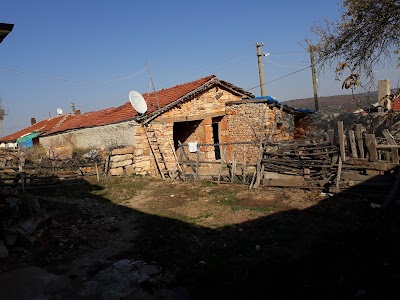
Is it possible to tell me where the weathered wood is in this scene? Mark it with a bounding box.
[365,134,378,161]
[231,145,237,183]
[336,156,343,193]
[355,124,364,159]
[338,121,346,161]
[178,141,199,179]
[217,145,227,184]
[382,129,399,164]
[376,145,400,149]
[95,161,100,182]
[104,154,110,176]
[349,130,358,158]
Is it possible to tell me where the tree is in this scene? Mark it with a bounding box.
[313,0,400,81]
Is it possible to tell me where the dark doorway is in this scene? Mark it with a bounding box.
[173,120,201,150]
[212,117,223,160]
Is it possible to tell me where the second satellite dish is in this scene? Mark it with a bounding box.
[129,91,147,114]
[56,108,63,115]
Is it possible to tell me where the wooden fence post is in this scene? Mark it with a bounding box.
[338,121,346,161]
[365,134,378,161]
[349,130,358,158]
[355,124,364,159]
[382,129,399,164]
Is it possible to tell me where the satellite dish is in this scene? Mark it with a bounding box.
[129,91,147,114]
[56,108,63,115]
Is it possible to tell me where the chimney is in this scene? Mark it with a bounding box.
[74,109,81,115]
[31,117,36,125]
[378,79,391,110]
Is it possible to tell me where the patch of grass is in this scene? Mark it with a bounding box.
[31,176,148,203]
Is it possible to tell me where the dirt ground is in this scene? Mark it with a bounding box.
[2,176,400,299]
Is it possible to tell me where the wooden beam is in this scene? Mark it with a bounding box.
[336,156,343,193]
[338,121,346,161]
[158,111,225,123]
[382,129,399,164]
[365,134,378,161]
[355,124,364,159]
[349,130,358,158]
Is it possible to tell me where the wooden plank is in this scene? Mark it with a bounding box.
[382,129,399,164]
[231,145,237,183]
[365,134,378,161]
[338,121,346,161]
[376,145,400,149]
[355,124,364,159]
[160,111,225,123]
[336,156,343,193]
[349,130,358,158]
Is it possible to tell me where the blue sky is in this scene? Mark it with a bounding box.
[1,0,399,135]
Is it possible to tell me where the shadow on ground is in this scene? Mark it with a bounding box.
[2,174,400,300]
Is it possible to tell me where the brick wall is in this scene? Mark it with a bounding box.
[393,97,400,111]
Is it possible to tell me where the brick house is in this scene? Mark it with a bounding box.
[35,75,310,176]
[393,96,400,111]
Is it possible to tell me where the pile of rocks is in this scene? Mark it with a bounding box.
[108,146,151,176]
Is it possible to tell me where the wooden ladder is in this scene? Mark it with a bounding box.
[144,124,171,179]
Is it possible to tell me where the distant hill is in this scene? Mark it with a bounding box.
[285,91,381,114]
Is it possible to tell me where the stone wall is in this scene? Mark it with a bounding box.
[225,102,294,163]
[140,87,243,172]
[40,121,137,151]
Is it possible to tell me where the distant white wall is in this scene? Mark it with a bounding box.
[40,120,137,150]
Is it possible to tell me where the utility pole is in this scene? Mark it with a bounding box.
[309,44,319,111]
[256,42,266,96]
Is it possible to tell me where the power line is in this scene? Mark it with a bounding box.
[0,65,147,83]
[159,44,254,87]
[247,65,312,91]
[269,50,307,55]
[266,58,307,68]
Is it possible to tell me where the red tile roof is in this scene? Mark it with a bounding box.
[0,114,74,142]
[43,75,253,136]
[393,97,400,111]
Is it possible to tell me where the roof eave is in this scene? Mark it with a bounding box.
[136,78,254,124]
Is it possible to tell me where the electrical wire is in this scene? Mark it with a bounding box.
[0,65,147,83]
[269,50,306,55]
[266,58,308,68]
[159,44,254,87]
[247,65,312,92]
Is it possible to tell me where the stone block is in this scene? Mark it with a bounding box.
[110,154,134,162]
[135,160,151,170]
[109,167,124,176]
[110,159,133,168]
[125,165,136,175]
[111,146,135,155]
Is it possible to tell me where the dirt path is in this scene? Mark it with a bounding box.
[2,177,400,299]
